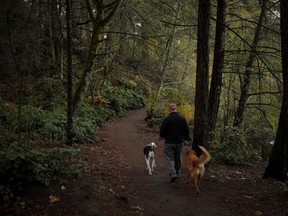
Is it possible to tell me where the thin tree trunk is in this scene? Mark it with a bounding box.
[192,0,211,154]
[147,2,181,119]
[208,0,226,142]
[48,0,61,68]
[48,0,56,64]
[72,0,120,115]
[73,24,100,114]
[66,0,73,145]
[149,32,175,116]
[233,0,267,128]
[263,0,288,182]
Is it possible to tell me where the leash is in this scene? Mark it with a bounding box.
[154,137,163,144]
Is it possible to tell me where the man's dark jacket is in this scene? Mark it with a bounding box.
[160,112,190,144]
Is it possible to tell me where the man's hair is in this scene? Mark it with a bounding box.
[169,103,177,111]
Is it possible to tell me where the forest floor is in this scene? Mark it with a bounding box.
[1,108,288,216]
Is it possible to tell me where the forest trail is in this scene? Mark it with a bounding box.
[98,108,232,216]
[94,108,287,216]
[2,108,287,216]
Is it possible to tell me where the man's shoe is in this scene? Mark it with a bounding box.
[170,176,178,182]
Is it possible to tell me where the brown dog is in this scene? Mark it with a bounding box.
[185,145,211,193]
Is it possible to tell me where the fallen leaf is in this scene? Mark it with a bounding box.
[109,188,115,195]
[49,195,60,204]
[131,205,144,211]
[243,195,254,199]
[254,210,263,215]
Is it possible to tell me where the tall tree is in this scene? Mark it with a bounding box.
[72,0,120,115]
[263,0,288,182]
[233,0,268,128]
[192,0,211,153]
[48,0,62,66]
[208,0,227,141]
[147,1,182,119]
[66,0,73,145]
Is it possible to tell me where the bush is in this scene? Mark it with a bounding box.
[40,109,67,141]
[211,126,261,164]
[0,143,83,203]
[103,83,144,116]
[0,76,146,144]
[244,124,274,161]
[0,104,101,143]
[31,78,66,110]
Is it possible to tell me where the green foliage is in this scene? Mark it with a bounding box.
[0,143,83,203]
[244,124,274,160]
[103,82,144,116]
[211,126,262,165]
[40,109,67,141]
[178,104,195,124]
[73,104,106,143]
[31,78,66,110]
[1,105,66,142]
[26,106,103,143]
[0,76,146,144]
[18,105,46,135]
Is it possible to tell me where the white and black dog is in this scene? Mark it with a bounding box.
[143,142,157,175]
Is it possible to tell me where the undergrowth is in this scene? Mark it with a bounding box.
[211,126,274,164]
[0,76,145,203]
[0,143,83,203]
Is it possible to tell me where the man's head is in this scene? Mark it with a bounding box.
[168,103,177,112]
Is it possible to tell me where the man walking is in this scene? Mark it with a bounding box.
[160,103,190,182]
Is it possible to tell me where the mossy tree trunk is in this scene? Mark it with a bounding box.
[192,0,211,154]
[72,0,120,115]
[263,0,288,182]
[233,0,267,128]
[66,0,73,145]
[207,0,226,142]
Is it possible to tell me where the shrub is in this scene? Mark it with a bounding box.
[244,124,275,160]
[211,126,261,164]
[40,109,67,141]
[103,83,144,116]
[0,143,83,203]
[31,78,66,110]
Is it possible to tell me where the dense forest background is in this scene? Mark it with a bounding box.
[0,0,287,203]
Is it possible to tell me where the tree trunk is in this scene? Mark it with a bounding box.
[48,0,61,69]
[208,0,226,142]
[263,0,288,182]
[147,2,181,119]
[48,0,56,64]
[192,0,211,154]
[73,24,100,114]
[233,0,267,128]
[72,0,120,115]
[66,0,73,145]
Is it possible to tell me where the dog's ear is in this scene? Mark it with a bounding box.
[151,142,156,148]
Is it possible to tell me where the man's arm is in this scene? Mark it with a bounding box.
[160,119,167,138]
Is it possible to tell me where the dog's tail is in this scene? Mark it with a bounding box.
[197,145,211,165]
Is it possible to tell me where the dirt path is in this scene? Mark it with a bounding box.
[97,108,287,216]
[104,108,231,216]
[2,108,287,216]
